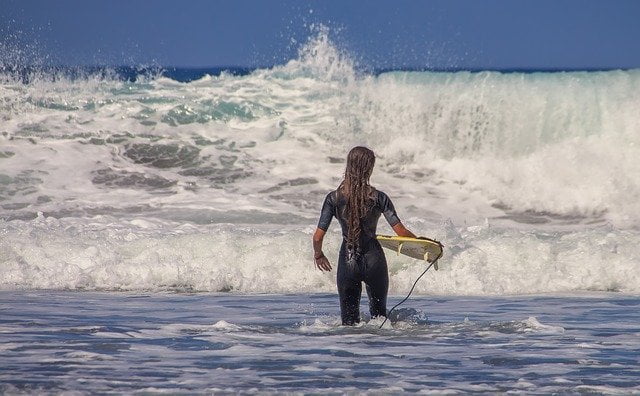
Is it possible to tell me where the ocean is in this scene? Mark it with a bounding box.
[1,31,640,393]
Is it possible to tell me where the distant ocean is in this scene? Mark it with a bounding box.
[2,31,639,393]
[4,64,628,84]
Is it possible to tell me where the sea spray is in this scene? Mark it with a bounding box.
[2,30,640,293]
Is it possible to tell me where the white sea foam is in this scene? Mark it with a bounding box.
[1,30,640,294]
[1,215,639,294]
[521,317,565,334]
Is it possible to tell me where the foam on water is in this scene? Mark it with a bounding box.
[2,30,640,294]
[1,214,639,294]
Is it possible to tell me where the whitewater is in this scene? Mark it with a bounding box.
[2,32,639,294]
[2,31,640,394]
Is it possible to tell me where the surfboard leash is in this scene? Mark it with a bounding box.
[378,240,444,329]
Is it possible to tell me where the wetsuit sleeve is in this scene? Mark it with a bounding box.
[379,191,401,227]
[317,192,335,231]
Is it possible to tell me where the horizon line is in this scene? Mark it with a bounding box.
[2,64,638,75]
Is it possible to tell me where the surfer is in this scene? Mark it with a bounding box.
[313,146,417,325]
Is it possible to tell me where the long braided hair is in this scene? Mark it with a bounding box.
[339,146,376,254]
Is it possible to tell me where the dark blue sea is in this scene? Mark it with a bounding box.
[2,292,639,394]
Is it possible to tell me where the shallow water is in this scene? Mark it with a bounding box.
[1,291,639,394]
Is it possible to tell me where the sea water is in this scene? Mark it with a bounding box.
[1,31,640,393]
[2,292,639,394]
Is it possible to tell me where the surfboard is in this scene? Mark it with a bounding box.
[376,235,444,269]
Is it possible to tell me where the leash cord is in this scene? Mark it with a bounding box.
[378,241,444,329]
[378,261,434,329]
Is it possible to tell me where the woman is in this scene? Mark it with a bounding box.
[312,146,416,325]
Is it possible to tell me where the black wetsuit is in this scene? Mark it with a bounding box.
[317,189,401,325]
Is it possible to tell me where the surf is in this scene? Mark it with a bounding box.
[1,29,640,294]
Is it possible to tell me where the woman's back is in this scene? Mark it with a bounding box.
[317,188,401,245]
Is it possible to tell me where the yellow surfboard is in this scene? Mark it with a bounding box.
[376,235,444,269]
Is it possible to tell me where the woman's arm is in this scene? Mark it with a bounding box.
[392,222,417,238]
[380,192,416,238]
[312,228,332,271]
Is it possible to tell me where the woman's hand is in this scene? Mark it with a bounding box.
[312,228,331,271]
[315,254,332,272]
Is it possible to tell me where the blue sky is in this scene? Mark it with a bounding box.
[2,0,640,70]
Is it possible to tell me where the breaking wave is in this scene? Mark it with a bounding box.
[2,29,639,293]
